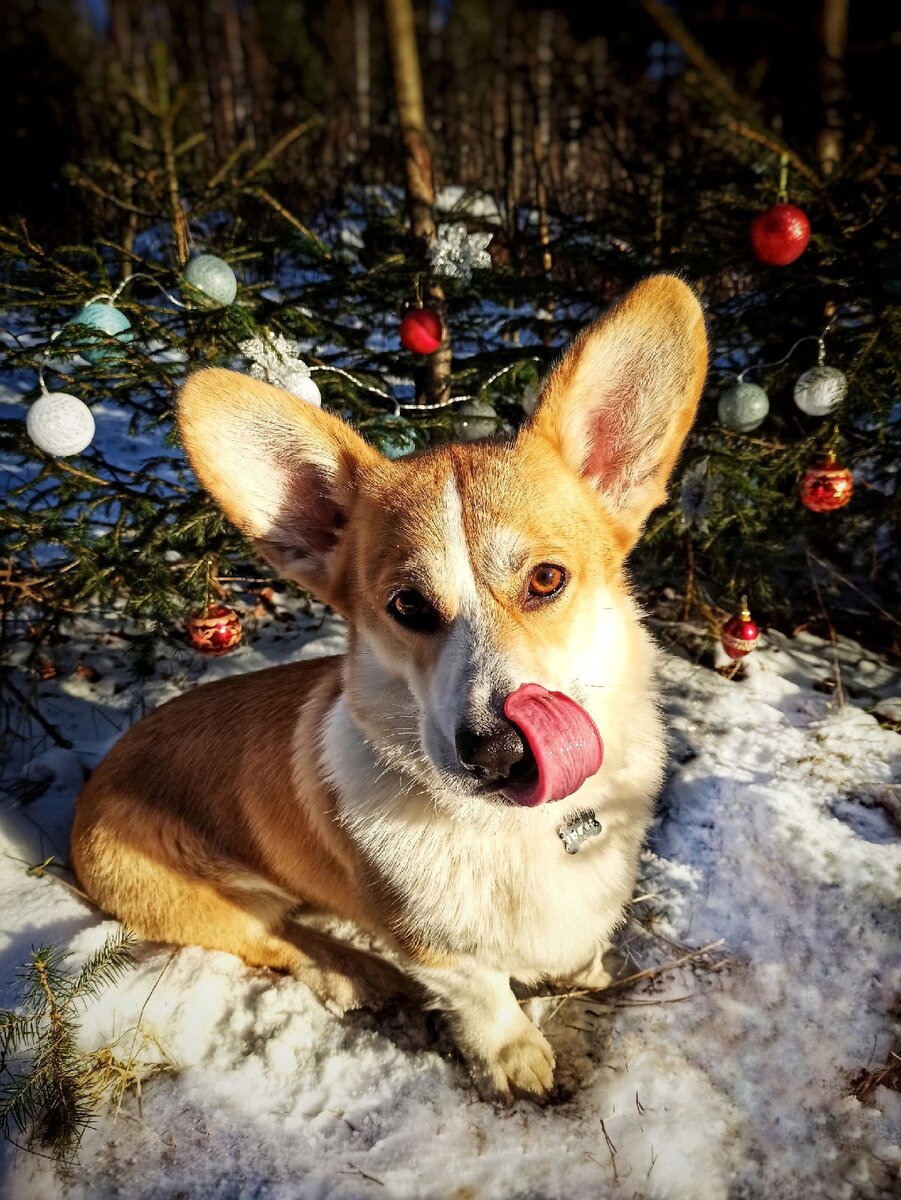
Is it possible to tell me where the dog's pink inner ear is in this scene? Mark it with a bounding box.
[278,461,348,557]
[580,391,636,488]
[529,278,707,541]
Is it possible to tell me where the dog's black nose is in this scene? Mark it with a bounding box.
[455,724,528,786]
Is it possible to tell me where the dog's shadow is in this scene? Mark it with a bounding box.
[340,974,618,1107]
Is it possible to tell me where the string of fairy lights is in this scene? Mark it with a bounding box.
[19,189,856,663]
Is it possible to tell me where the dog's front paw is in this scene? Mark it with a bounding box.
[475,1018,556,1104]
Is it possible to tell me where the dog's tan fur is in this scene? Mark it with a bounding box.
[72,275,708,1099]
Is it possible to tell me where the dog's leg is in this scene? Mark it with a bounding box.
[557,943,617,991]
[73,825,405,1012]
[279,921,412,1012]
[409,957,555,1102]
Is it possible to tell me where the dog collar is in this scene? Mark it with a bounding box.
[557,808,602,855]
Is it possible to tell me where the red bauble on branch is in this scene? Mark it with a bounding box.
[750,204,811,266]
[400,308,442,355]
[721,599,760,660]
[799,456,853,513]
[186,604,243,656]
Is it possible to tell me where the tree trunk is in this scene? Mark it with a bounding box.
[508,11,526,245]
[384,0,451,406]
[816,0,849,175]
[352,0,371,161]
[532,8,554,275]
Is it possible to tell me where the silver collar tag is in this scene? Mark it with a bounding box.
[557,808,602,855]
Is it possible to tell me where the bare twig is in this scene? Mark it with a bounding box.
[806,548,846,707]
[245,186,331,256]
[807,551,901,630]
[600,1118,618,1182]
[115,950,178,1120]
[2,675,73,749]
[724,121,824,192]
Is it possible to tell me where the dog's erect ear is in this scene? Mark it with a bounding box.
[525,275,707,552]
[179,368,383,603]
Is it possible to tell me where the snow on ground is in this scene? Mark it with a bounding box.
[1,598,899,1200]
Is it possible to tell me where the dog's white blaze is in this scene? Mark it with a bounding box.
[428,475,511,743]
[438,474,478,608]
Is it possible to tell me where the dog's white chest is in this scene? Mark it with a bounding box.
[321,698,642,980]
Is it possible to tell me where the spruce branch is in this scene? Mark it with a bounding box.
[0,930,141,1168]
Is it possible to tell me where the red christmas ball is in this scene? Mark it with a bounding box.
[799,457,853,513]
[750,203,811,266]
[400,308,442,355]
[721,602,760,660]
[186,604,242,656]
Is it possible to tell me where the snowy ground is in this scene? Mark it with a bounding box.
[1,595,899,1200]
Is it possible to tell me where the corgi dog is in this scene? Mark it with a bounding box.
[72,275,707,1101]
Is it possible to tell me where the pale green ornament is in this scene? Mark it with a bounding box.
[454,398,498,442]
[718,380,769,433]
[183,254,238,308]
[70,302,133,366]
[522,380,542,416]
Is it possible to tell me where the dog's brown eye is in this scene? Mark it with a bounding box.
[386,589,442,633]
[528,565,566,598]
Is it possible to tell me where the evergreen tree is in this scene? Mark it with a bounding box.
[1,2,898,664]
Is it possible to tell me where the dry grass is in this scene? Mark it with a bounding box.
[850,1044,901,1104]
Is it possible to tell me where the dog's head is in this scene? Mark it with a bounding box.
[179,276,707,808]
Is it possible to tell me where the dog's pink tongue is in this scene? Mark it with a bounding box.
[502,683,603,807]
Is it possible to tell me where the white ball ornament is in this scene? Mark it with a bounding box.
[794,365,848,417]
[26,392,95,456]
[718,380,770,433]
[183,254,237,308]
[283,371,322,407]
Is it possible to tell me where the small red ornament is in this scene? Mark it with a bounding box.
[799,456,853,513]
[186,604,242,656]
[750,203,811,266]
[721,598,760,660]
[400,308,442,355]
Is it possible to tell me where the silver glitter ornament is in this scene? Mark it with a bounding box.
[718,380,770,433]
[429,225,492,285]
[793,365,848,417]
[240,333,321,406]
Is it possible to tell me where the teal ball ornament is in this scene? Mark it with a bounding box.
[373,414,418,459]
[183,254,238,308]
[70,302,133,366]
[717,381,769,433]
[26,391,95,456]
[454,399,498,442]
